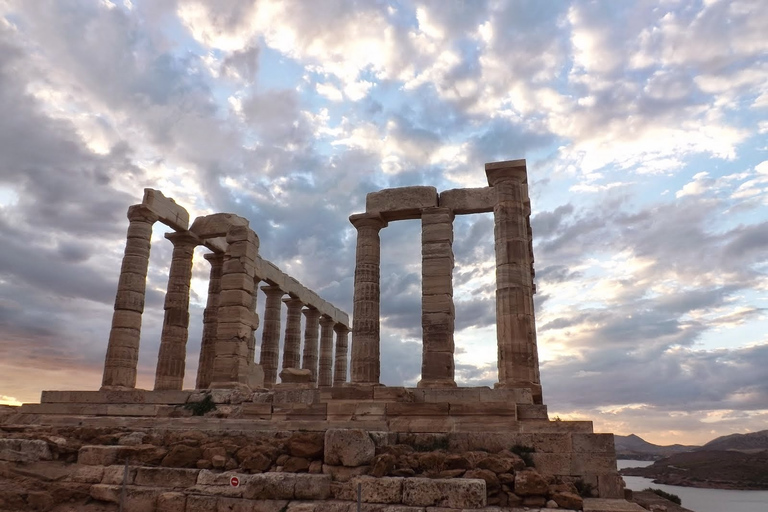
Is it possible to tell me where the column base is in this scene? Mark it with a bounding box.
[416,379,457,388]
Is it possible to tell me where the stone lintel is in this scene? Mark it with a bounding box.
[365,186,438,221]
[439,187,496,214]
[189,212,249,239]
[485,159,528,186]
[142,188,190,231]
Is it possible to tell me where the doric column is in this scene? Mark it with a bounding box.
[318,315,335,387]
[195,252,223,389]
[259,285,285,387]
[247,279,260,365]
[154,231,199,390]
[281,297,304,371]
[419,207,457,388]
[101,205,159,390]
[486,160,541,402]
[349,213,387,385]
[301,307,321,382]
[333,324,350,386]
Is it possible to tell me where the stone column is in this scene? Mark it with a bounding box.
[333,324,349,386]
[281,297,304,371]
[486,161,541,401]
[247,279,260,364]
[154,231,199,390]
[259,285,284,387]
[318,315,335,387]
[195,252,223,389]
[102,205,159,390]
[419,207,457,388]
[301,307,321,382]
[210,225,262,389]
[349,213,387,385]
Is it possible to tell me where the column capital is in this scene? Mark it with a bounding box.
[302,306,321,320]
[333,324,350,335]
[485,159,527,187]
[350,212,387,230]
[261,284,286,298]
[204,252,225,264]
[127,204,160,224]
[164,231,200,248]
[283,296,304,308]
[422,206,455,219]
[320,315,335,327]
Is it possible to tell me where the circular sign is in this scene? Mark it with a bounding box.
[230,476,240,488]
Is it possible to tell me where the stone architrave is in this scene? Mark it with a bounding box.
[281,297,304,371]
[419,207,457,388]
[333,324,349,386]
[209,225,262,389]
[154,231,199,391]
[101,205,159,390]
[301,307,321,382]
[486,160,541,401]
[318,315,335,387]
[349,213,387,385]
[259,285,285,387]
[196,253,223,389]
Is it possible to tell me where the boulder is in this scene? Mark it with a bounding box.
[464,468,500,492]
[324,429,375,467]
[161,445,203,468]
[287,433,324,459]
[515,468,549,496]
[552,490,584,510]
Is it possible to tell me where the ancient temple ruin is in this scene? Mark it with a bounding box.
[101,189,350,392]
[1,159,636,512]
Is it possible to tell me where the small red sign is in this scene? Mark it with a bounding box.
[230,476,240,487]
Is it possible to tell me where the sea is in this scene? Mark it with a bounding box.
[618,460,768,512]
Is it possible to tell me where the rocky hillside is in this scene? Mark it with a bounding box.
[620,449,768,490]
[700,429,768,452]
[614,434,697,460]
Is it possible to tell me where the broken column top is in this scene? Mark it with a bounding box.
[366,186,438,221]
[485,159,527,186]
[142,188,190,231]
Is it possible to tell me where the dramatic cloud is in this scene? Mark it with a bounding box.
[0,0,766,444]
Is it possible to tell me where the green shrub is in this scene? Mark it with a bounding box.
[510,444,535,467]
[574,479,594,497]
[183,394,217,416]
[645,487,682,505]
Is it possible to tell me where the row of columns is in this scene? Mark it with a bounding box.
[102,207,350,391]
[348,164,541,401]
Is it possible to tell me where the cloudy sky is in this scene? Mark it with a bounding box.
[1,0,766,445]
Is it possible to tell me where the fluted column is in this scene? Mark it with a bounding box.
[419,207,457,388]
[318,315,335,387]
[486,160,541,402]
[281,297,304,371]
[259,285,285,387]
[196,253,223,389]
[333,324,349,386]
[154,231,199,390]
[247,279,260,364]
[102,205,159,390]
[301,307,321,383]
[349,213,387,385]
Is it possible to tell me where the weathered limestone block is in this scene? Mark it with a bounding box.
[143,188,189,231]
[324,429,375,467]
[573,433,615,453]
[186,495,218,512]
[366,186,438,220]
[552,490,584,510]
[280,368,313,384]
[189,212,249,238]
[351,476,403,504]
[295,474,332,500]
[597,473,625,499]
[514,468,549,496]
[157,492,186,512]
[401,477,486,508]
[0,439,52,462]
[322,464,370,482]
[78,446,127,466]
[102,464,138,485]
[242,473,297,500]
[135,467,200,487]
[70,465,105,483]
[439,186,496,214]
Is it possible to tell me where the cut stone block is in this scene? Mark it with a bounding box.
[366,186,438,220]
[439,187,496,214]
[401,477,485,508]
[142,188,189,231]
[324,429,375,467]
[350,476,403,504]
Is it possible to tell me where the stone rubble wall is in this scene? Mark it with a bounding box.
[0,424,627,511]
